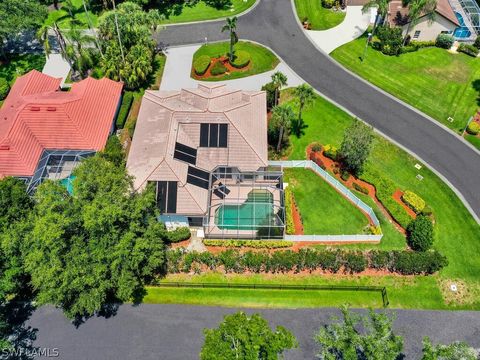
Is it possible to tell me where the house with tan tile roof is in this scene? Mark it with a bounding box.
[127,83,285,239]
[388,0,460,41]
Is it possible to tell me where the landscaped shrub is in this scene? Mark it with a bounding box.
[435,34,454,49]
[340,170,350,182]
[165,248,447,276]
[193,55,211,76]
[401,44,418,54]
[323,144,338,161]
[322,0,335,8]
[166,226,191,243]
[261,81,276,109]
[406,215,434,251]
[410,40,435,49]
[210,60,227,76]
[458,43,479,57]
[284,186,296,235]
[466,121,480,135]
[116,91,134,129]
[353,182,369,195]
[375,26,403,56]
[0,78,10,100]
[474,36,480,49]
[203,239,293,249]
[230,50,251,69]
[311,143,322,152]
[362,169,412,229]
[401,190,426,214]
[421,205,434,217]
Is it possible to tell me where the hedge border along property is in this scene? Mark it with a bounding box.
[230,50,251,69]
[193,55,211,76]
[362,168,412,229]
[284,186,295,235]
[458,43,479,57]
[166,248,448,275]
[203,240,294,249]
[116,91,134,129]
[402,190,426,214]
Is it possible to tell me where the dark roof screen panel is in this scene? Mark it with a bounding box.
[156,181,168,213]
[167,181,177,213]
[187,166,210,181]
[219,124,228,148]
[200,124,209,147]
[186,175,209,189]
[173,150,196,165]
[175,142,197,157]
[209,124,218,147]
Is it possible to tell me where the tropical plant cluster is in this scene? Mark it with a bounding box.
[166,248,447,275]
[203,239,294,248]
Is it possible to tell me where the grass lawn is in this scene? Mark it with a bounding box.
[294,0,345,30]
[465,133,480,149]
[284,168,369,234]
[281,89,480,285]
[331,33,480,134]
[191,41,279,81]
[159,0,256,24]
[46,0,255,29]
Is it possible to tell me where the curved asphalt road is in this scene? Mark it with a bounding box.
[157,0,480,221]
[27,304,480,359]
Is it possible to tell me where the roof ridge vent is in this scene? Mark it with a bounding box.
[30,106,40,111]
[0,145,10,150]
[47,106,56,111]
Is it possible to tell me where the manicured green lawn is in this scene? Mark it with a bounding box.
[284,168,369,234]
[331,33,480,133]
[294,0,345,30]
[465,133,480,149]
[160,0,256,24]
[282,89,480,285]
[46,0,255,29]
[192,41,279,81]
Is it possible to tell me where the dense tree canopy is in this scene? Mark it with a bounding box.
[316,306,404,360]
[0,0,47,58]
[98,2,162,89]
[421,337,477,360]
[339,119,374,176]
[201,311,297,360]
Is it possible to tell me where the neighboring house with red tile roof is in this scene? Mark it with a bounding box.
[0,70,123,191]
[127,84,284,238]
[388,0,460,41]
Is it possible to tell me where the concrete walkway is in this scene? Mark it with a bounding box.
[305,6,373,54]
[161,44,303,91]
[42,53,71,86]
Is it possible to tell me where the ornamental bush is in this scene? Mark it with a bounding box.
[323,144,338,161]
[474,36,480,49]
[322,0,335,8]
[406,215,434,251]
[193,55,211,76]
[210,60,227,76]
[435,34,454,49]
[458,43,479,57]
[166,226,191,243]
[401,190,426,214]
[230,50,251,69]
[342,251,367,274]
[375,26,403,56]
[0,78,10,100]
[466,121,480,135]
[353,182,369,195]
[410,40,435,48]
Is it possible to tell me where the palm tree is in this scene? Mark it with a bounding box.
[402,0,436,46]
[82,0,104,58]
[111,0,125,64]
[65,25,95,78]
[271,105,295,152]
[362,0,391,34]
[271,71,288,106]
[37,22,68,60]
[221,17,238,62]
[294,84,315,121]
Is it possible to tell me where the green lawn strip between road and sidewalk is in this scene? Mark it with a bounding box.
[191,41,280,81]
[283,168,369,235]
[294,0,346,30]
[331,32,480,136]
[46,0,256,29]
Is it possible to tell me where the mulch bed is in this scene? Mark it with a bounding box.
[392,189,417,219]
[192,56,250,80]
[306,144,407,234]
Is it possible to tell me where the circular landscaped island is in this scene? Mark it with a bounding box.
[191,41,280,81]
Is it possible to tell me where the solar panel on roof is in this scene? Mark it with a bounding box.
[167,181,177,213]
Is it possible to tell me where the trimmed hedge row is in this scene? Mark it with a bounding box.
[210,60,227,76]
[166,248,447,275]
[0,77,10,100]
[458,43,479,57]
[362,169,412,228]
[193,55,211,76]
[402,190,426,214]
[284,186,295,235]
[166,227,191,243]
[230,50,251,69]
[203,239,294,249]
[116,91,134,129]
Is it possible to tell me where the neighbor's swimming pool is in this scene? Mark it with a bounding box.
[214,189,274,230]
[454,11,472,39]
[59,174,76,194]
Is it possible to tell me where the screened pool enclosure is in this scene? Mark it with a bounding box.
[450,0,480,41]
[203,167,285,239]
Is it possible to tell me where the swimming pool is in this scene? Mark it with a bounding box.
[454,11,472,39]
[214,190,275,230]
[59,174,76,194]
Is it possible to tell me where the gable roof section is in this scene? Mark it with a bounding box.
[388,0,460,27]
[0,70,123,178]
